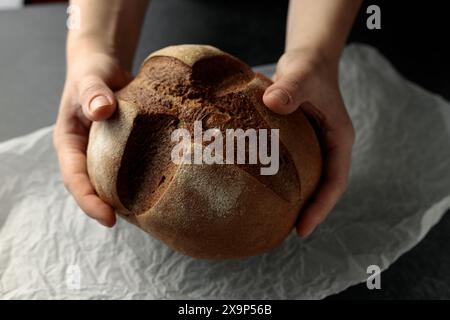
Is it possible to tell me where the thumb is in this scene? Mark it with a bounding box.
[263,74,307,115]
[78,75,117,121]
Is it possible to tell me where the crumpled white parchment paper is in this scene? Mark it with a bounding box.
[1,44,450,299]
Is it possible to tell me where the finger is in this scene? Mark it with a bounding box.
[297,124,354,238]
[263,73,307,115]
[55,125,116,227]
[77,75,117,122]
[59,141,117,227]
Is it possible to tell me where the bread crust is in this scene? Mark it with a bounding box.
[87,45,322,259]
[144,44,226,67]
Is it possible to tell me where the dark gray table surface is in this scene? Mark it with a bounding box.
[0,1,449,299]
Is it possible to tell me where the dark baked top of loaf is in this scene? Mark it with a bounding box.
[114,49,300,214]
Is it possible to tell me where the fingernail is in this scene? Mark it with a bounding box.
[90,95,111,112]
[266,88,290,105]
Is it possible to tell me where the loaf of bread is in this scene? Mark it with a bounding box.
[87,45,322,259]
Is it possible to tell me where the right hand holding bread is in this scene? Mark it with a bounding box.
[263,47,355,238]
[53,51,131,227]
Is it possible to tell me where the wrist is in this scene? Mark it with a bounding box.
[66,34,125,79]
[66,51,123,85]
[67,32,117,60]
[286,43,341,66]
[284,44,340,74]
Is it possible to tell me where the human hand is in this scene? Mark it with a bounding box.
[53,52,131,227]
[263,47,355,238]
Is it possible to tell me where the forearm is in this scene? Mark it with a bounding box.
[67,0,149,71]
[286,0,362,66]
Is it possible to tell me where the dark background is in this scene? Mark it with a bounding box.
[25,0,450,101]
[17,0,450,299]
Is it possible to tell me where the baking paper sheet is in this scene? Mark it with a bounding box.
[1,44,450,299]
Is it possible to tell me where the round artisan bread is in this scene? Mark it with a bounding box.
[87,45,322,259]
